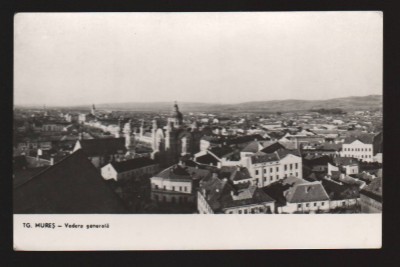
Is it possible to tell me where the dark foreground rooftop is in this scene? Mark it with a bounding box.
[14,149,128,214]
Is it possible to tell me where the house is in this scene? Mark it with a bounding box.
[332,157,359,175]
[264,176,330,214]
[101,157,159,182]
[359,177,382,213]
[14,149,128,213]
[150,162,212,204]
[321,178,360,210]
[197,176,275,214]
[73,137,127,168]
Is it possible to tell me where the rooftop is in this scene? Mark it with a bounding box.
[14,150,128,213]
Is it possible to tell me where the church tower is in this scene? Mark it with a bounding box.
[91,104,96,116]
[139,120,144,138]
[168,101,183,128]
[124,119,133,151]
[116,117,124,138]
[151,119,158,151]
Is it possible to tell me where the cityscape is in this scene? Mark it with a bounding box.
[13,13,382,215]
[13,97,382,214]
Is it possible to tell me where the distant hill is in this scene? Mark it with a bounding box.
[18,95,381,113]
[90,95,382,113]
[222,95,382,112]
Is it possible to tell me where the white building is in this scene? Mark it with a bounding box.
[341,139,374,162]
[275,177,330,214]
[241,151,303,188]
[150,162,212,195]
[101,157,159,182]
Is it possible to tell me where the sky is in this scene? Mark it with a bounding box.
[14,12,382,106]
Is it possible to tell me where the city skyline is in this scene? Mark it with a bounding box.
[14,12,382,106]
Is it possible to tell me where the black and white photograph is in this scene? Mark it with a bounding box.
[12,12,383,250]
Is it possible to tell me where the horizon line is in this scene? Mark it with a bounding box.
[14,93,382,108]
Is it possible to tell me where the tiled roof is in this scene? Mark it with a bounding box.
[14,150,128,213]
[77,137,126,157]
[209,146,234,158]
[230,167,252,182]
[333,157,359,166]
[360,177,382,202]
[284,181,330,203]
[201,179,275,212]
[343,134,375,144]
[241,141,264,153]
[155,164,212,181]
[261,142,286,153]
[13,166,49,188]
[195,153,220,165]
[251,152,280,164]
[110,157,157,173]
[220,185,275,209]
[322,178,360,200]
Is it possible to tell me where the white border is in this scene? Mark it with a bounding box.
[14,214,382,250]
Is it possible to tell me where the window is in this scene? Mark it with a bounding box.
[321,202,325,206]
[276,175,279,179]
[179,186,182,191]
[239,210,242,214]
[297,204,301,208]
[276,167,279,172]
[244,210,248,214]
[270,176,273,181]
[270,168,273,173]
[295,163,298,169]
[163,186,166,190]
[155,185,158,189]
[306,203,309,207]
[172,186,175,191]
[264,177,267,182]
[290,164,293,170]
[264,168,267,173]
[314,203,317,207]
[296,172,298,177]
[255,170,259,175]
[342,201,346,206]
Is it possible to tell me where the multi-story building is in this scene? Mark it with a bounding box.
[340,136,374,162]
[241,149,303,188]
[197,176,275,214]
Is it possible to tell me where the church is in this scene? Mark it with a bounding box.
[138,102,203,167]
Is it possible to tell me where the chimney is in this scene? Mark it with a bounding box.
[50,157,54,165]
